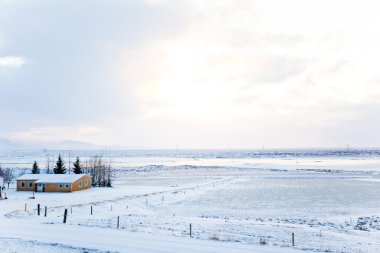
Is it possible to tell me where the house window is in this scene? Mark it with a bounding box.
[65,184,69,189]
[84,180,88,187]
[58,184,63,189]
[21,181,25,188]
[79,181,82,188]
[28,182,33,188]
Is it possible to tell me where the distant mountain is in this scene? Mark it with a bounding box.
[23,140,101,150]
[0,138,24,150]
[0,138,105,151]
[56,140,99,150]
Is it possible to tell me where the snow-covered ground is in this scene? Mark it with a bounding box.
[1,150,380,252]
[0,171,302,253]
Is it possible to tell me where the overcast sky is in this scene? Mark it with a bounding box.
[1,0,380,149]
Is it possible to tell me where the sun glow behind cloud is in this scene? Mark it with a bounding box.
[122,0,380,121]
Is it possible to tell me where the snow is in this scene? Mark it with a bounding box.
[0,222,301,253]
[16,174,86,183]
[0,182,301,253]
[0,237,107,253]
[1,149,380,252]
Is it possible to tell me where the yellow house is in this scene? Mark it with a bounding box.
[16,174,91,192]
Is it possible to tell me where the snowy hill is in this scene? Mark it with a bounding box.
[0,138,23,150]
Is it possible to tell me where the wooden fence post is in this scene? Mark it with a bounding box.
[37,204,40,216]
[91,206,93,215]
[190,223,192,237]
[63,209,67,224]
[292,232,295,246]
[117,216,120,229]
[44,206,47,217]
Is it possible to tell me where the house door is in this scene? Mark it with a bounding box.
[37,183,45,192]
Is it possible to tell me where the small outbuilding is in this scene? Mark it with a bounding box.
[16,174,91,192]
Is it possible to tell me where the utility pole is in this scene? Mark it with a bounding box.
[68,151,71,174]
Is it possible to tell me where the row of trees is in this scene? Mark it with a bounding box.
[31,155,113,187]
[83,157,112,187]
[32,155,85,175]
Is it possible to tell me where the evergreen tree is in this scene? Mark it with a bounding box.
[31,161,40,174]
[54,155,66,174]
[73,157,82,174]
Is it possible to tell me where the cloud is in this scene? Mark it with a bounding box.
[0,56,25,67]
[0,0,188,127]
[253,56,306,83]
[1,0,380,148]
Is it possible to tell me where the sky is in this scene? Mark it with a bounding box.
[1,0,380,149]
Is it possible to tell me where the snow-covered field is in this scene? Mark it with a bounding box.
[1,149,380,252]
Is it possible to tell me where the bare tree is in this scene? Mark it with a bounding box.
[0,167,15,189]
[46,155,55,174]
[107,165,112,187]
[83,156,113,187]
